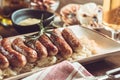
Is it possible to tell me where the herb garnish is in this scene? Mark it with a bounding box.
[24,14,57,45]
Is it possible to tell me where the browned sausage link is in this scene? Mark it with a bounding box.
[50,29,73,58]
[39,34,58,56]
[27,40,48,59]
[12,38,37,63]
[35,40,48,58]
[1,38,27,68]
[62,28,83,52]
[0,52,9,69]
[0,38,9,69]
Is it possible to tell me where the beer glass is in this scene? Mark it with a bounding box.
[103,0,120,40]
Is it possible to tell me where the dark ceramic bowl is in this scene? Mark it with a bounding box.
[11,8,54,34]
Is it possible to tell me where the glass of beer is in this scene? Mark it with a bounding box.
[103,0,120,40]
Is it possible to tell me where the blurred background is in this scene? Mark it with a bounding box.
[57,0,103,13]
[0,0,103,37]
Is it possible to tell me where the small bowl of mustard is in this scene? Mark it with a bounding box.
[11,8,54,34]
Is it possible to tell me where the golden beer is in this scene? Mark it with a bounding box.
[103,0,120,30]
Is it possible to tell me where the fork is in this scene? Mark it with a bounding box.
[77,67,120,80]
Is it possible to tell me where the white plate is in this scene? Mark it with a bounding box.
[68,25,120,63]
[5,25,120,80]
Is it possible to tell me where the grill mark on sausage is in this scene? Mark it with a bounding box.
[39,34,58,56]
[62,28,83,52]
[26,40,48,59]
[12,38,38,63]
[50,29,73,58]
[0,52,9,69]
[1,38,27,68]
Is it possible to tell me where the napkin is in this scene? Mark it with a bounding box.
[22,61,92,80]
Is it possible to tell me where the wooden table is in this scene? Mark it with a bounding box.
[1,24,120,78]
[0,25,19,38]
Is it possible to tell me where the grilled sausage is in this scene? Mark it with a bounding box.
[1,38,27,68]
[0,40,9,69]
[50,29,73,58]
[26,40,48,59]
[62,28,83,52]
[12,38,37,63]
[39,34,58,56]
[0,52,9,69]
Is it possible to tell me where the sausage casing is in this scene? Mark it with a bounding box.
[0,40,9,69]
[0,52,9,69]
[27,40,48,59]
[1,38,27,68]
[39,34,58,56]
[62,28,83,52]
[12,38,37,63]
[50,29,73,58]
